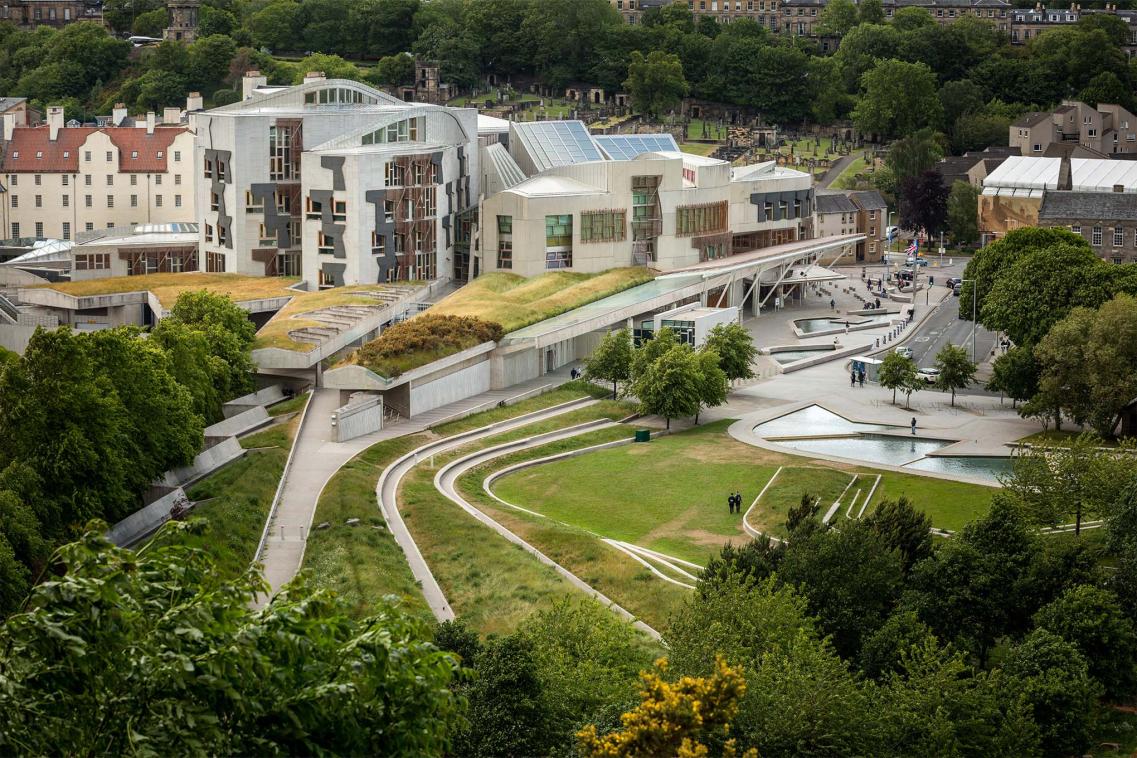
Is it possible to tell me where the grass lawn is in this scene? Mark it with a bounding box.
[432,380,613,436]
[266,391,310,417]
[430,268,654,334]
[679,142,719,157]
[491,420,1000,555]
[254,284,412,352]
[455,426,690,633]
[835,155,870,190]
[303,434,433,622]
[686,119,727,141]
[144,414,300,577]
[38,273,299,307]
[1017,429,1123,448]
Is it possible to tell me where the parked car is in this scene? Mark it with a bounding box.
[913,257,929,267]
[917,367,941,384]
[953,283,962,297]
[946,276,962,288]
[894,346,913,359]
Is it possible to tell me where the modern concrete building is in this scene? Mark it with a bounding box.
[192,73,478,287]
[480,123,814,277]
[652,303,738,346]
[1010,101,1137,156]
[979,155,1137,243]
[0,106,195,244]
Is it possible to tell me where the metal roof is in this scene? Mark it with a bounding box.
[594,134,679,160]
[1070,158,1137,192]
[511,121,604,172]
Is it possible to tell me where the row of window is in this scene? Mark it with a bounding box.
[363,117,426,146]
[12,193,181,209]
[384,159,437,187]
[11,220,121,241]
[676,202,728,237]
[1071,225,1137,247]
[8,173,182,186]
[579,211,628,243]
[304,87,381,106]
[7,150,181,163]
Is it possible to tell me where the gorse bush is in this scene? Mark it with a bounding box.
[356,314,504,377]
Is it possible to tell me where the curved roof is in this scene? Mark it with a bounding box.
[506,174,602,198]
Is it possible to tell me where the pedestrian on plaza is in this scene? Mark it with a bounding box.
[830,298,835,310]
[875,298,880,309]
[911,417,917,435]
[858,370,865,387]
[851,369,857,387]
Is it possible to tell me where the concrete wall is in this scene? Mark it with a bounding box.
[491,344,540,389]
[410,360,491,416]
[161,435,244,487]
[333,394,383,442]
[106,487,189,547]
[222,384,285,417]
[0,324,37,354]
[204,405,270,438]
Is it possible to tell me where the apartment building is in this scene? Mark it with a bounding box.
[1011,3,1137,54]
[1010,101,1137,157]
[0,107,195,245]
[0,0,102,27]
[192,72,478,287]
[815,189,887,261]
[480,123,814,277]
[1038,192,1137,263]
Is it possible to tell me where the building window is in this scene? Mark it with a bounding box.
[84,174,91,186]
[62,175,68,186]
[130,174,137,186]
[268,125,295,181]
[75,253,111,270]
[217,226,227,245]
[107,195,114,208]
[34,222,43,239]
[1114,227,1124,246]
[9,195,16,209]
[85,195,92,207]
[246,190,263,211]
[204,159,213,179]
[33,174,40,185]
[155,195,163,208]
[175,174,182,185]
[317,231,335,253]
[545,214,573,268]
[9,223,17,239]
[85,222,94,231]
[276,252,301,277]
[1092,226,1103,245]
[580,210,627,243]
[675,201,727,236]
[545,249,572,269]
[105,152,112,162]
[155,174,162,186]
[174,151,181,162]
[497,240,512,269]
[384,200,394,223]
[175,194,182,208]
[106,175,113,186]
[204,224,214,242]
[497,215,512,234]
[206,251,225,272]
[1071,225,1081,234]
[84,151,91,162]
[371,232,385,255]
[131,150,138,159]
[210,192,220,211]
[130,194,138,207]
[62,195,69,208]
[384,162,404,187]
[333,199,346,221]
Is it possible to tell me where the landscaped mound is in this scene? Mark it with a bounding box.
[355,314,504,378]
[429,267,654,334]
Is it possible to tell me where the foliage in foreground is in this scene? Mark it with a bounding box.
[0,528,463,756]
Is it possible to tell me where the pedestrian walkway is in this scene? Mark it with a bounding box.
[254,366,579,604]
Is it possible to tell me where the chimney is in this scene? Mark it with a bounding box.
[145,111,155,135]
[186,91,203,112]
[304,71,326,83]
[112,102,128,126]
[162,106,181,125]
[242,70,267,100]
[47,106,64,142]
[1057,155,1072,191]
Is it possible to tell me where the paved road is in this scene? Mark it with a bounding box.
[907,292,998,370]
[817,154,856,189]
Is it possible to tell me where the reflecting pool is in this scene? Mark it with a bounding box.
[755,405,894,437]
[903,456,1012,482]
[795,314,893,333]
[769,347,835,365]
[775,434,948,466]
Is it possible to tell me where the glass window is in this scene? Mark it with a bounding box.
[545,214,573,247]
[497,215,512,234]
[1114,227,1124,246]
[1092,226,1103,245]
[580,210,627,243]
[497,240,512,269]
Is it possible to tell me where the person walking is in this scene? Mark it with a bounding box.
[911,417,917,435]
[728,493,736,514]
[736,492,743,514]
[851,370,857,387]
[858,370,865,387]
[830,298,835,311]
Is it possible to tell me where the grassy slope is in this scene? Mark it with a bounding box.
[144,416,300,579]
[492,420,999,552]
[254,284,414,352]
[429,268,655,334]
[266,391,310,418]
[39,272,299,307]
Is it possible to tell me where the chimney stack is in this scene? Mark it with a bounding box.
[162,106,181,125]
[304,71,326,83]
[47,106,64,142]
[242,70,267,100]
[145,111,156,135]
[112,102,128,126]
[186,91,203,112]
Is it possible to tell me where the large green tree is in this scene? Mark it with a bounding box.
[703,321,757,382]
[946,180,980,246]
[624,49,688,119]
[0,529,463,755]
[1034,584,1137,699]
[163,290,257,404]
[878,351,917,405]
[585,328,634,398]
[933,344,977,406]
[631,343,701,429]
[852,59,943,138]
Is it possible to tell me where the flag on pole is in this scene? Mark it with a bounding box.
[904,240,918,255]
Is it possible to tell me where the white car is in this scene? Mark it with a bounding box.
[894,346,913,359]
[917,367,941,385]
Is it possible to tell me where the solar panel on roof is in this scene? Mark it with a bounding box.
[594,134,679,160]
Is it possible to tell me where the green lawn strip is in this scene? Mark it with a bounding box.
[835,155,870,189]
[302,434,433,622]
[454,426,689,632]
[396,403,634,636]
[492,420,759,565]
[1017,429,1122,447]
[146,448,286,580]
[867,472,997,533]
[266,391,310,417]
[748,466,857,539]
[430,381,610,436]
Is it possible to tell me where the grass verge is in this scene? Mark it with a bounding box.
[266,391,310,417]
[38,272,298,307]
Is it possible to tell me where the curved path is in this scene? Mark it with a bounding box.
[434,420,662,640]
[376,398,599,623]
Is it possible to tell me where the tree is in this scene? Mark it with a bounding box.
[1001,433,1132,537]
[879,351,917,405]
[946,180,979,246]
[857,610,937,680]
[249,0,301,51]
[624,49,688,119]
[631,344,701,429]
[778,521,906,660]
[371,52,415,86]
[1031,307,1095,430]
[703,321,757,382]
[933,344,977,406]
[131,8,167,36]
[699,537,785,592]
[939,80,986,132]
[960,227,1089,324]
[1078,70,1134,111]
[986,346,1039,408]
[892,6,936,31]
[693,348,728,424]
[1083,293,1137,435]
[815,0,858,37]
[585,329,633,399]
[863,496,932,574]
[899,170,949,240]
[164,290,257,403]
[859,0,885,24]
[462,635,557,757]
[885,127,945,183]
[186,34,237,93]
[1034,585,1137,699]
[852,59,944,139]
[578,656,756,758]
[1001,630,1102,758]
[0,529,464,755]
[631,326,677,380]
[151,318,222,422]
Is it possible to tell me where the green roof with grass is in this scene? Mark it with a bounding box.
[254,284,411,352]
[36,273,301,307]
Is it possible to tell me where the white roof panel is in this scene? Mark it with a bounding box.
[512,121,605,172]
[594,133,679,160]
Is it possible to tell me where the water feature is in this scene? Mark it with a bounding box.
[755,405,894,437]
[903,456,1012,482]
[769,347,835,365]
[795,314,894,334]
[774,434,948,466]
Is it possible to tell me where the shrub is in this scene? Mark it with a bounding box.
[356,314,504,377]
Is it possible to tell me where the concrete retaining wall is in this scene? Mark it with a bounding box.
[491,344,539,389]
[161,435,244,488]
[222,385,285,417]
[0,324,37,354]
[204,405,270,438]
[410,360,492,416]
[333,394,383,442]
[106,487,189,547]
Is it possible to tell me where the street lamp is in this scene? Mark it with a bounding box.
[962,278,977,361]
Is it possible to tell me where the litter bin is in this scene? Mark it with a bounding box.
[634,429,651,443]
